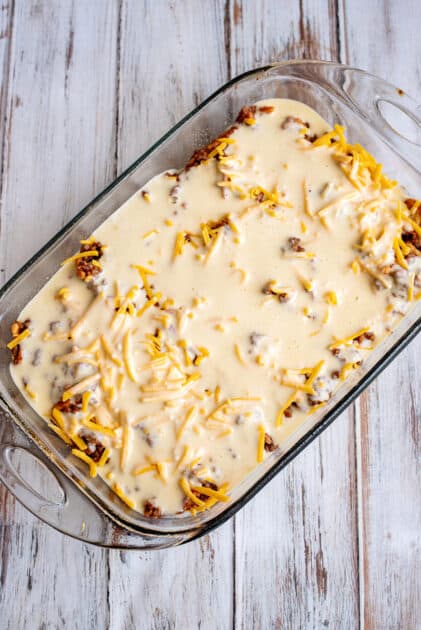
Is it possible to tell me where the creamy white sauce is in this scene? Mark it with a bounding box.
[9,99,420,516]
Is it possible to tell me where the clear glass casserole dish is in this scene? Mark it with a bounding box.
[0,60,420,549]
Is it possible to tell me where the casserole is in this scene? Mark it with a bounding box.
[0,61,420,548]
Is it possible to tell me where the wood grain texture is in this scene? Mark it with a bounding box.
[0,2,118,628]
[228,2,359,628]
[0,2,419,629]
[340,2,421,627]
[108,4,234,629]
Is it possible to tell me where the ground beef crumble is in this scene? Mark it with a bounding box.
[264,433,278,452]
[76,241,105,281]
[262,282,290,303]
[144,500,161,519]
[236,105,257,123]
[53,394,82,415]
[258,105,275,114]
[9,319,30,365]
[185,126,238,171]
[83,432,106,463]
[288,236,305,252]
[402,229,421,253]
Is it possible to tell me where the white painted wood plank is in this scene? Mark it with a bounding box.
[229,2,359,628]
[339,1,421,626]
[108,4,234,629]
[0,0,14,289]
[0,0,15,513]
[0,2,120,628]
[0,0,119,278]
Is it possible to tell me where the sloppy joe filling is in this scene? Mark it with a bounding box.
[8,99,421,517]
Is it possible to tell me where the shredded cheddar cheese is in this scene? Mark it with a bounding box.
[257,424,265,463]
[7,328,31,349]
[72,449,98,478]
[112,483,135,509]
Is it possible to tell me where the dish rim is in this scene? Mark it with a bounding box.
[0,59,420,543]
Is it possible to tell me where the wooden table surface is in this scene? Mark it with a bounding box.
[0,2,420,628]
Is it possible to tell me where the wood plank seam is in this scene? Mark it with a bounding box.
[0,0,16,287]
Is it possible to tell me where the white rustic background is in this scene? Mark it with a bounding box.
[0,1,420,629]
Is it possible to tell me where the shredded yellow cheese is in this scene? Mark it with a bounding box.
[97,448,110,467]
[176,406,196,441]
[7,328,31,349]
[112,482,135,509]
[179,477,205,507]
[330,328,370,350]
[176,445,191,471]
[81,390,92,413]
[72,449,98,477]
[133,464,156,476]
[123,330,137,382]
[257,424,265,463]
[24,383,37,399]
[62,373,100,401]
[55,287,71,301]
[61,250,99,266]
[340,362,360,381]
[407,273,415,301]
[393,237,409,270]
[70,432,88,451]
[52,407,66,429]
[82,419,116,437]
[325,291,338,305]
[136,293,161,317]
[276,391,297,426]
[190,485,230,502]
[142,229,159,239]
[307,401,327,415]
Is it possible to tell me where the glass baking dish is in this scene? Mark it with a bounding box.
[0,60,420,549]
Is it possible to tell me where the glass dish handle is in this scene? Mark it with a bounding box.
[340,66,421,169]
[0,409,184,548]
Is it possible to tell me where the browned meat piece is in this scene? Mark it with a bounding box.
[53,393,82,414]
[83,432,106,463]
[355,331,375,344]
[264,433,278,452]
[185,125,238,171]
[262,282,275,295]
[9,319,30,365]
[402,229,421,252]
[11,345,23,365]
[144,500,161,519]
[262,282,291,303]
[76,241,105,280]
[288,236,305,252]
[185,140,221,170]
[258,105,275,113]
[236,105,257,123]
